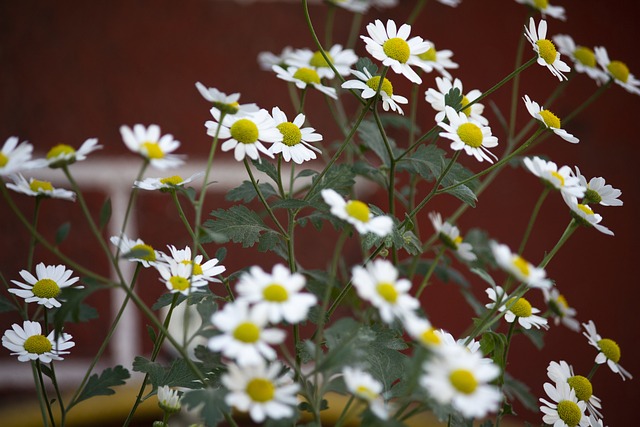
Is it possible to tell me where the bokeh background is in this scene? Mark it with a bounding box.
[1,0,638,425]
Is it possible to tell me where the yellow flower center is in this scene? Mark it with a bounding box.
[577,204,594,216]
[607,60,630,83]
[230,119,259,145]
[573,47,596,68]
[169,276,190,291]
[376,282,398,303]
[46,144,76,160]
[23,335,52,355]
[549,293,570,317]
[533,0,548,9]
[160,175,184,186]
[418,47,437,62]
[345,200,370,223]
[30,180,54,193]
[142,142,164,159]
[263,283,289,302]
[539,109,561,129]
[233,322,260,343]
[507,297,532,318]
[449,369,478,394]
[557,400,582,427]
[456,122,483,148]
[567,375,593,402]
[32,278,61,299]
[276,122,302,147]
[180,260,203,276]
[309,50,334,68]
[536,39,558,65]
[556,294,569,308]
[512,255,530,277]
[420,328,441,346]
[459,95,472,117]
[550,171,565,187]
[246,378,275,403]
[355,385,379,401]
[212,101,240,115]
[0,153,8,167]
[293,67,321,85]
[365,76,394,97]
[597,338,621,363]
[383,37,411,64]
[131,243,156,262]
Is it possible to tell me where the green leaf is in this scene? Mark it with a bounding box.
[52,282,100,330]
[352,160,387,188]
[182,387,229,427]
[151,293,186,311]
[306,164,355,205]
[503,373,539,412]
[521,327,545,350]
[203,205,280,248]
[444,87,464,111]
[296,169,318,179]
[71,365,130,408]
[215,247,227,263]
[99,197,112,230]
[356,57,378,75]
[252,158,280,184]
[0,294,18,313]
[226,180,277,203]
[270,198,310,210]
[132,357,203,390]
[470,267,496,287]
[357,120,394,166]
[379,113,420,133]
[55,222,71,245]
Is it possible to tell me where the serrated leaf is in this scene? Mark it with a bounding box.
[503,373,539,412]
[151,292,185,311]
[252,158,280,184]
[306,164,355,205]
[352,160,387,188]
[356,57,378,75]
[133,357,203,390]
[357,120,394,166]
[182,387,229,427]
[270,198,310,210]
[55,222,71,245]
[71,365,130,408]
[444,87,464,111]
[226,180,277,203]
[99,197,112,230]
[379,113,420,133]
[52,282,100,330]
[203,205,280,248]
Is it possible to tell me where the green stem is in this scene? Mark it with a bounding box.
[587,363,600,380]
[114,161,149,259]
[407,0,427,25]
[171,190,196,240]
[48,361,66,426]
[415,247,444,299]
[346,11,363,49]
[517,187,550,255]
[564,79,612,124]
[324,3,335,47]
[333,395,355,427]
[244,159,287,236]
[27,197,42,271]
[500,321,517,387]
[507,17,528,145]
[31,362,50,427]
[36,360,56,426]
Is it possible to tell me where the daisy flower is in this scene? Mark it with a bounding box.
[360,19,431,84]
[195,82,259,116]
[272,64,337,99]
[0,137,45,176]
[522,95,579,143]
[429,212,476,261]
[523,157,585,198]
[155,258,209,296]
[563,196,614,236]
[552,35,608,84]
[421,342,502,419]
[342,366,389,420]
[524,18,570,81]
[574,166,623,207]
[235,264,317,324]
[133,172,203,192]
[285,45,357,79]
[485,286,548,330]
[415,43,458,79]
[341,67,408,114]
[162,244,225,283]
[351,259,420,324]
[437,106,499,163]
[45,138,102,168]
[582,320,632,380]
[268,107,322,164]
[2,321,74,363]
[321,188,393,237]
[589,415,608,427]
[595,46,640,95]
[208,300,286,366]
[547,360,602,418]
[402,313,445,350]
[327,0,369,13]
[222,360,299,423]
[120,124,184,169]
[539,381,589,427]
[515,0,566,21]
[110,234,163,268]
[543,288,579,332]
[425,77,488,125]
[257,46,294,71]
[9,263,81,309]
[157,385,182,414]
[6,174,76,201]
[439,330,481,354]
[490,241,552,289]
[206,108,281,162]
[436,0,461,6]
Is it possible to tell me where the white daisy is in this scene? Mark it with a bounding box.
[161,245,225,283]
[522,95,579,143]
[6,174,76,201]
[206,108,281,162]
[582,320,632,380]
[490,241,552,289]
[268,107,322,164]
[437,106,498,163]
[133,172,203,192]
[360,19,431,84]
[341,67,408,115]
[235,264,317,325]
[415,43,458,79]
[257,46,294,71]
[195,82,259,116]
[547,360,603,418]
[328,0,369,13]
[285,45,357,79]
[320,188,393,237]
[155,258,209,296]
[222,360,299,423]
[208,300,286,366]
[342,366,389,420]
[45,138,102,168]
[429,212,476,261]
[589,415,608,427]
[563,196,614,236]
[574,166,623,207]
[540,381,589,427]
[552,35,608,84]
[543,288,579,332]
[485,286,549,330]
[421,342,502,419]
[436,0,461,6]
[119,124,184,169]
[515,0,566,21]
[425,77,488,125]
[272,65,337,99]
[110,234,163,268]
[9,263,81,309]
[523,157,585,198]
[524,18,570,81]
[351,259,420,324]
[0,137,45,176]
[439,330,481,354]
[2,321,74,363]
[402,313,445,350]
[157,385,182,414]
[594,46,640,95]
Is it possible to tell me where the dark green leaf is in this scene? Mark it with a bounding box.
[133,357,203,390]
[226,180,277,203]
[71,365,130,408]
[521,326,545,350]
[296,169,318,179]
[379,113,420,133]
[352,160,387,188]
[146,324,157,344]
[356,57,378,75]
[503,373,539,412]
[52,282,100,330]
[357,120,394,166]
[306,164,355,205]
[0,294,18,313]
[203,205,280,248]
[445,87,464,111]
[151,293,186,311]
[270,198,310,210]
[214,247,227,263]
[55,222,71,245]
[99,197,112,230]
[182,387,229,426]
[252,158,280,184]
[470,267,496,287]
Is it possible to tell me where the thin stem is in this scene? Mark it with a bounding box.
[48,361,66,426]
[587,363,600,380]
[324,3,335,47]
[500,322,517,386]
[171,190,196,240]
[27,197,42,270]
[333,395,355,427]
[244,159,287,236]
[415,247,444,299]
[517,187,550,255]
[564,79,612,124]
[346,12,363,49]
[407,0,427,25]
[114,161,149,259]
[507,17,528,145]
[32,362,50,427]
[36,360,56,427]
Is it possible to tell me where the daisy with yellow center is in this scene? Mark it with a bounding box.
[154,257,209,296]
[0,136,45,177]
[195,82,259,116]
[553,35,609,84]
[341,67,408,115]
[342,366,389,420]
[429,212,476,261]
[573,166,623,207]
[594,46,640,95]
[425,76,488,125]
[543,288,579,331]
[415,42,458,79]
[110,234,162,268]
[133,171,203,192]
[9,262,82,309]
[2,320,74,363]
[272,64,337,99]
[6,174,76,201]
[351,259,419,324]
[157,385,182,414]
[268,107,323,164]
[438,106,499,163]
[522,95,579,143]
[524,18,571,81]
[485,286,549,330]
[161,244,225,283]
[523,157,585,198]
[361,19,431,84]
[515,0,566,21]
[490,241,552,289]
[120,124,184,169]
[45,138,102,168]
[547,360,603,418]
[582,320,632,380]
[285,44,357,79]
[402,313,445,350]
[563,196,614,236]
[540,381,590,427]
[257,46,294,71]
[321,188,393,237]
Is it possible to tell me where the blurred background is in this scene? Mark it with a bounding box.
[1,0,638,425]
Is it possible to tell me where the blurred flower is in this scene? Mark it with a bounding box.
[120,124,184,169]
[523,157,585,198]
[522,95,579,143]
[133,172,203,192]
[524,18,570,81]
[157,385,182,414]
[321,188,393,236]
[429,212,476,261]
[285,45,357,79]
[486,286,549,330]
[272,65,337,99]
[110,235,163,268]
[415,43,458,79]
[6,174,75,201]
[582,320,632,380]
[563,196,614,236]
[195,83,259,116]
[161,245,225,283]
[552,35,608,84]
[2,321,74,363]
[515,0,566,21]
[9,263,81,309]
[543,288,579,331]
[342,366,389,419]
[438,106,498,163]
[257,46,294,71]
[425,77,487,125]
[595,46,640,95]
[45,138,102,168]
[0,137,45,176]
[490,241,552,289]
